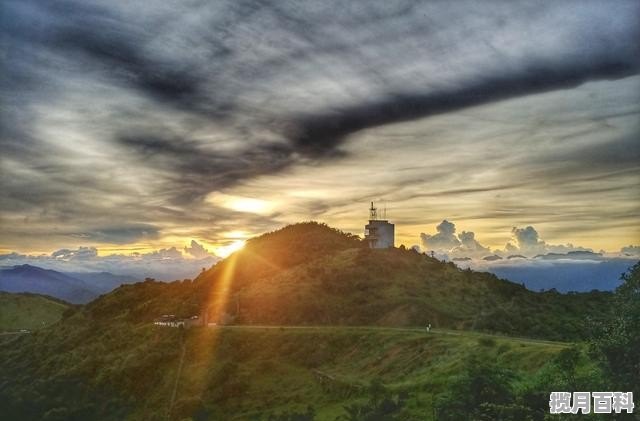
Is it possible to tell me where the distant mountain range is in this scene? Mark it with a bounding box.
[0,265,138,304]
[450,251,637,292]
[486,260,634,293]
[62,271,139,294]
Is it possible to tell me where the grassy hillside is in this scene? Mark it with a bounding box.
[0,292,69,331]
[0,320,578,421]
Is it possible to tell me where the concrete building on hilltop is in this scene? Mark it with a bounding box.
[364,202,394,249]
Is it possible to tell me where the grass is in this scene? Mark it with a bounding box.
[0,292,68,331]
[0,315,581,421]
[161,325,569,420]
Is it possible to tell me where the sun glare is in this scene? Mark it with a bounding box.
[215,239,246,258]
[206,192,273,215]
[229,197,269,214]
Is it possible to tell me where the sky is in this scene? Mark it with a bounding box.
[1,0,639,277]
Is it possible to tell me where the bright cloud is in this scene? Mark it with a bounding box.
[420,220,606,259]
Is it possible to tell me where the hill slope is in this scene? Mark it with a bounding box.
[0,292,69,331]
[0,322,571,421]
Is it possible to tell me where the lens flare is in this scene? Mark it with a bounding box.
[215,240,245,258]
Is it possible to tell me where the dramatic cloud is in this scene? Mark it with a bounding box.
[51,246,98,260]
[455,231,491,257]
[420,220,460,251]
[184,240,214,259]
[505,226,546,255]
[418,221,638,292]
[420,220,493,258]
[420,220,596,259]
[0,0,638,255]
[505,226,592,257]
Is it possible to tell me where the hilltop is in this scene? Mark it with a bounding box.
[81,222,612,341]
[191,222,611,340]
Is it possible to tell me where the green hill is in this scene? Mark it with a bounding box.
[186,222,610,341]
[0,292,69,331]
[0,222,627,420]
[1,321,575,421]
[83,222,612,341]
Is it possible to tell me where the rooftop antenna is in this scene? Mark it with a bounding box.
[369,201,377,220]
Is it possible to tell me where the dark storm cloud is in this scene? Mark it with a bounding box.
[5,0,639,155]
[54,27,203,108]
[289,60,639,154]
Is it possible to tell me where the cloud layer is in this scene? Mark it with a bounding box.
[420,219,639,260]
[0,242,218,281]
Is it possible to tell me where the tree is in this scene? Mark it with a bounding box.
[589,262,640,392]
[435,354,521,421]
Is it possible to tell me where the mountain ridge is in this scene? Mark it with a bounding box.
[0,264,139,303]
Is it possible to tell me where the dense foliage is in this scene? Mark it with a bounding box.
[589,262,640,396]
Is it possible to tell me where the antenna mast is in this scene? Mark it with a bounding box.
[369,201,377,220]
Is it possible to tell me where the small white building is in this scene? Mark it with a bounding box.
[364,202,394,249]
[153,314,201,328]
